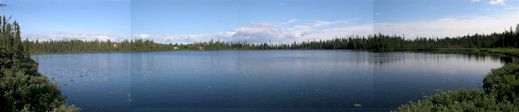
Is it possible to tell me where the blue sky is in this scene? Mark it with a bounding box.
[1,0,518,43]
[0,0,130,34]
[131,0,372,35]
[375,0,515,22]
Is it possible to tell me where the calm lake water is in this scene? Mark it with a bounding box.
[32,50,504,112]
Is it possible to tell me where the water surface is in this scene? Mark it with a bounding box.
[33,50,504,111]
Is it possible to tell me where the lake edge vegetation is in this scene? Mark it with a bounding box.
[0,16,80,112]
[395,63,519,111]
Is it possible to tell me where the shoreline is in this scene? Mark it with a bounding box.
[31,48,519,59]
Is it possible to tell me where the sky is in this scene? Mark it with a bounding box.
[0,0,518,43]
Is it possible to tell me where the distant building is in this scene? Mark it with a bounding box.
[113,44,117,48]
[198,46,204,51]
[173,47,179,50]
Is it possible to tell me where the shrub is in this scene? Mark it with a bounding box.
[395,89,519,112]
[49,104,81,112]
[396,64,519,111]
[483,64,519,102]
[0,70,66,112]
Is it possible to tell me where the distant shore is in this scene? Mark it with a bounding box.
[31,48,519,59]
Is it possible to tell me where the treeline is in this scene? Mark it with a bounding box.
[26,39,178,53]
[0,16,79,111]
[277,25,519,50]
[25,25,519,53]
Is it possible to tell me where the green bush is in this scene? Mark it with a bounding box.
[0,70,66,112]
[395,89,519,112]
[49,104,81,112]
[396,64,519,112]
[483,64,519,102]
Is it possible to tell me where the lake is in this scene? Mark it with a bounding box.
[32,50,504,112]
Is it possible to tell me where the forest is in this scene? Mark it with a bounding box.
[24,25,519,53]
[0,16,79,111]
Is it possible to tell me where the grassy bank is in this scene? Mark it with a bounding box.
[427,48,519,58]
[372,48,519,58]
[395,62,519,111]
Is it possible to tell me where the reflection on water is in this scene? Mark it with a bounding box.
[32,50,503,112]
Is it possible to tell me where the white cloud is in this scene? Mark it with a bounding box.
[505,7,519,11]
[490,0,506,5]
[279,19,297,26]
[133,20,368,44]
[375,12,519,38]
[145,11,518,43]
[23,32,126,41]
[137,34,150,39]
